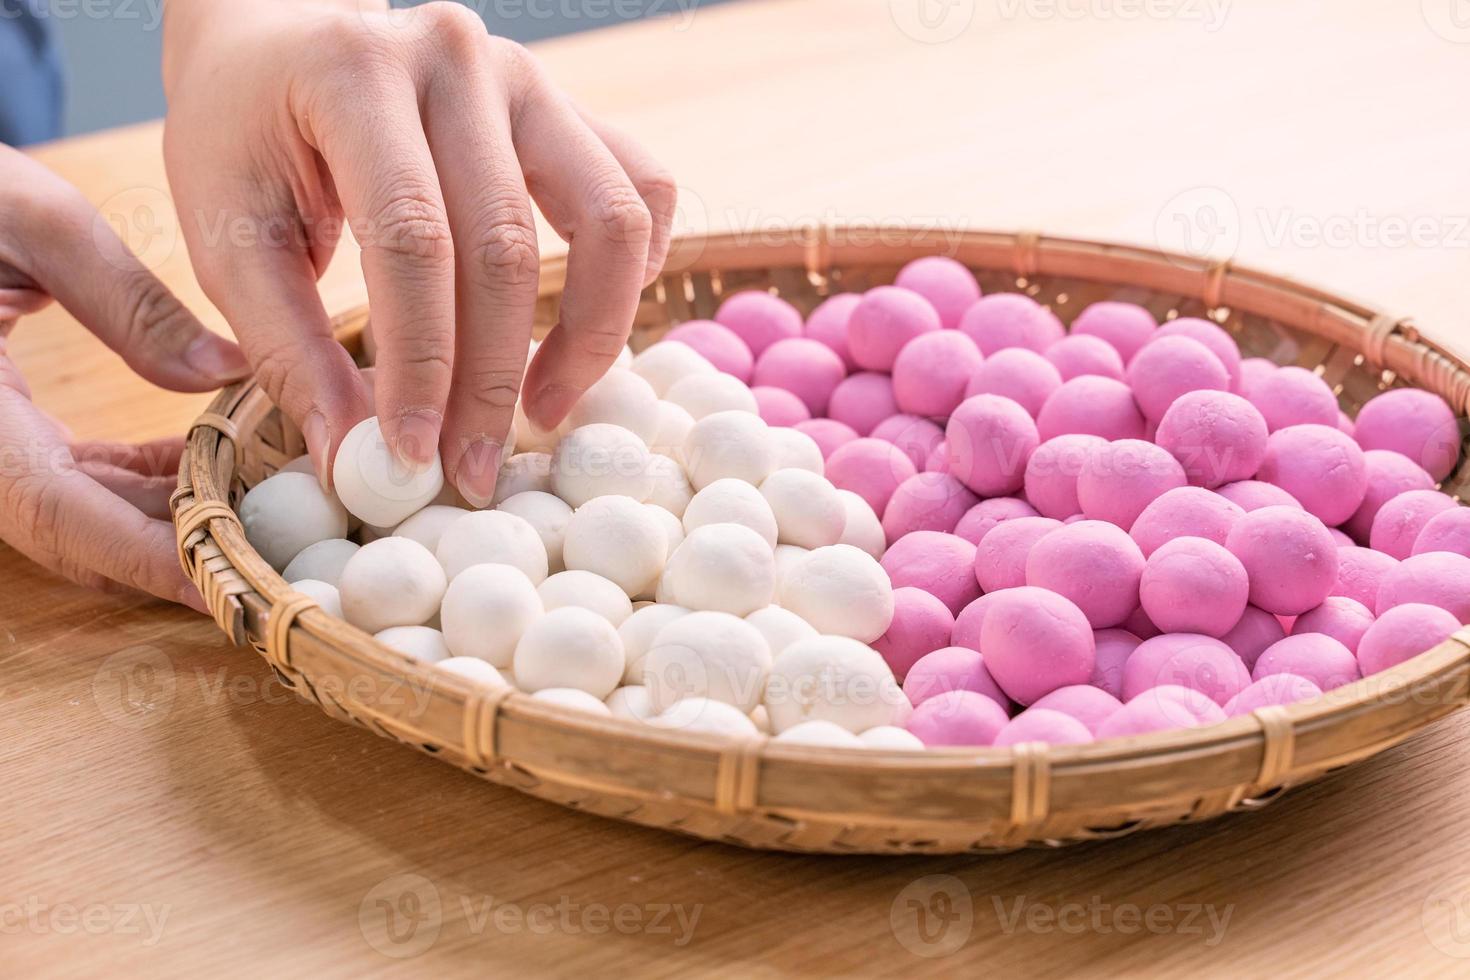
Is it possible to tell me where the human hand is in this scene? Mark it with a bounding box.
[0,146,250,610]
[162,0,675,506]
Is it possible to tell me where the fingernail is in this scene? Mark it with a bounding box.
[454,437,505,509]
[301,410,331,491]
[178,582,210,616]
[390,410,442,466]
[184,333,251,385]
[528,383,581,432]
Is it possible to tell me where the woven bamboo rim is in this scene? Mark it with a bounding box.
[173,227,1470,854]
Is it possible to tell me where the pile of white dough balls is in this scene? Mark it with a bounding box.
[238,333,913,750]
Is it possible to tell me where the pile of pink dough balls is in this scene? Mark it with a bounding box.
[663,258,1468,749]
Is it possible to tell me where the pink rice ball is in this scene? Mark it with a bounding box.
[1045,333,1125,382]
[954,497,1040,546]
[1226,505,1339,615]
[1216,480,1302,512]
[1034,373,1146,443]
[906,690,1010,747]
[891,330,984,418]
[1253,633,1360,691]
[1223,674,1323,717]
[957,293,1065,355]
[1256,423,1368,526]
[752,386,810,426]
[993,708,1094,747]
[1090,628,1142,698]
[1244,365,1339,432]
[847,286,941,372]
[964,348,1062,418]
[1155,389,1268,488]
[1219,605,1286,671]
[752,337,847,416]
[950,593,996,652]
[1024,434,1106,521]
[1332,546,1399,608]
[803,293,862,370]
[714,290,802,357]
[1370,490,1458,559]
[1375,550,1470,620]
[1070,301,1157,363]
[828,372,899,436]
[1329,528,1354,546]
[1129,486,1244,557]
[1155,317,1242,389]
[1412,506,1470,558]
[974,516,1063,593]
[925,441,949,473]
[1291,596,1374,654]
[1097,685,1225,738]
[1031,685,1123,736]
[1353,387,1460,481]
[1357,602,1461,676]
[1121,633,1251,705]
[1025,520,1146,628]
[945,394,1039,496]
[882,473,980,541]
[826,438,917,515]
[1127,335,1231,423]
[1342,449,1436,543]
[1037,376,1146,442]
[1122,606,1161,640]
[871,414,946,470]
[1076,439,1187,529]
[1337,411,1356,436]
[793,418,859,459]
[873,587,956,680]
[894,255,982,330]
[1237,357,1277,394]
[882,531,981,616]
[980,586,1096,705]
[664,319,754,381]
[1140,536,1249,637]
[902,646,1009,709]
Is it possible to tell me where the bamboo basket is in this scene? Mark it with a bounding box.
[172,227,1470,855]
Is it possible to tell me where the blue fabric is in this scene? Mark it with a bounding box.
[0,0,64,145]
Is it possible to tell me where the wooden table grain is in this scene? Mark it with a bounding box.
[7,1,1470,975]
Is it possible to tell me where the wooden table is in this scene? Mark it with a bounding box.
[8,1,1470,974]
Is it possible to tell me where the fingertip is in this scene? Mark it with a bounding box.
[183,331,252,387]
[381,409,443,466]
[178,582,210,616]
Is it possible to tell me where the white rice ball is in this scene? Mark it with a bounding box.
[759,469,846,548]
[282,538,358,587]
[551,423,655,507]
[338,537,447,633]
[645,504,684,554]
[632,342,716,396]
[440,563,543,667]
[615,344,634,369]
[332,416,445,527]
[683,478,779,547]
[666,372,759,420]
[563,368,662,444]
[773,720,865,748]
[532,688,613,715]
[436,656,511,689]
[650,401,696,460]
[289,578,343,618]
[537,570,634,625]
[778,544,894,642]
[661,523,776,616]
[513,606,625,698]
[650,697,760,738]
[773,544,811,591]
[644,453,694,516]
[496,491,573,573]
[492,452,553,506]
[606,685,658,722]
[767,427,825,475]
[642,610,772,713]
[393,505,470,553]
[683,410,774,490]
[618,603,692,684]
[374,626,451,663]
[859,726,925,750]
[278,454,315,477]
[436,510,549,583]
[562,495,668,596]
[765,635,907,733]
[240,472,349,571]
[745,605,818,655]
[836,490,886,559]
